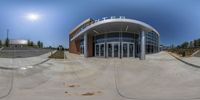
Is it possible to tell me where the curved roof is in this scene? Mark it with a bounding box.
[71,18,159,41]
[69,18,93,35]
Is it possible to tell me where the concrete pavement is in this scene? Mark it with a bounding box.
[0,52,200,100]
[0,51,53,68]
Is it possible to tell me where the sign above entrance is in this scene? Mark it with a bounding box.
[95,16,126,23]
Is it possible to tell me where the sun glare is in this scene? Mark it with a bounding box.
[27,13,39,21]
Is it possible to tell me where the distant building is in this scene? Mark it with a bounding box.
[9,39,28,47]
[1,39,28,48]
[160,45,170,51]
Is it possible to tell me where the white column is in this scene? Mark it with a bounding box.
[95,44,96,57]
[84,33,88,57]
[104,43,106,58]
[127,43,130,57]
[118,43,120,58]
[140,31,146,60]
[158,36,160,52]
[133,43,135,57]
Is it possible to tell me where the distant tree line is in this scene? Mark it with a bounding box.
[37,41,43,48]
[0,39,9,47]
[168,38,200,57]
[27,40,34,47]
[0,38,10,47]
[28,40,43,48]
[176,38,200,49]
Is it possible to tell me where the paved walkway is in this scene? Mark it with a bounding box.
[0,51,53,68]
[1,51,200,100]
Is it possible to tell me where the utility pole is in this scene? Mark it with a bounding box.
[7,29,9,39]
[5,29,10,47]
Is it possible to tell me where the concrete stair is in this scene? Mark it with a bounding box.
[192,50,200,57]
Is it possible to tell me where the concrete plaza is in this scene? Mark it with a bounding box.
[0,51,200,100]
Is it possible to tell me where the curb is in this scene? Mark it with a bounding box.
[0,66,18,70]
[168,52,200,68]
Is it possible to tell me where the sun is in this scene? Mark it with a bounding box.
[27,13,39,21]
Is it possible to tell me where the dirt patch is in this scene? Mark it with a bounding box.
[65,91,73,96]
[64,82,80,88]
[69,84,79,87]
[49,51,64,59]
[81,91,102,96]
[81,92,95,96]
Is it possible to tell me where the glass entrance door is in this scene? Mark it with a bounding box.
[121,42,135,58]
[107,42,119,58]
[114,43,119,57]
[95,43,105,57]
[129,43,135,57]
[95,44,99,56]
[100,43,105,57]
[96,42,134,58]
[122,43,128,57]
[80,45,84,54]
[107,43,112,57]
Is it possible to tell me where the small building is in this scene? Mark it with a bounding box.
[1,39,28,48]
[9,39,28,48]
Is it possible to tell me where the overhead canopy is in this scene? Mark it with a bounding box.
[71,18,159,41]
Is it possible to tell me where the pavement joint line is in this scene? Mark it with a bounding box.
[0,66,18,70]
[0,58,50,70]
[0,68,14,99]
[168,52,200,68]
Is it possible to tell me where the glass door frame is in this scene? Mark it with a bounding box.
[106,42,120,58]
[80,45,84,55]
[95,44,99,57]
[106,42,113,58]
[129,43,135,57]
[95,43,105,57]
[121,42,135,58]
[121,42,129,57]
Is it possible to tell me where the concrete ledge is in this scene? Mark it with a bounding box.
[168,52,200,68]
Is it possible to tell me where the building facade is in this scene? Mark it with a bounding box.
[69,16,160,60]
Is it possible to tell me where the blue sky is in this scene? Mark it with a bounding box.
[0,0,200,48]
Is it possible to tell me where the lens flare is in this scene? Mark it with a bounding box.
[27,13,39,21]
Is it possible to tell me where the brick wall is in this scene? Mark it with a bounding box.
[87,34,93,57]
[69,29,81,54]
[69,34,94,57]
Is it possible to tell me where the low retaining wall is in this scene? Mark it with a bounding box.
[169,52,200,68]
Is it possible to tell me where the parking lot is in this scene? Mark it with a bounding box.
[0,47,52,58]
